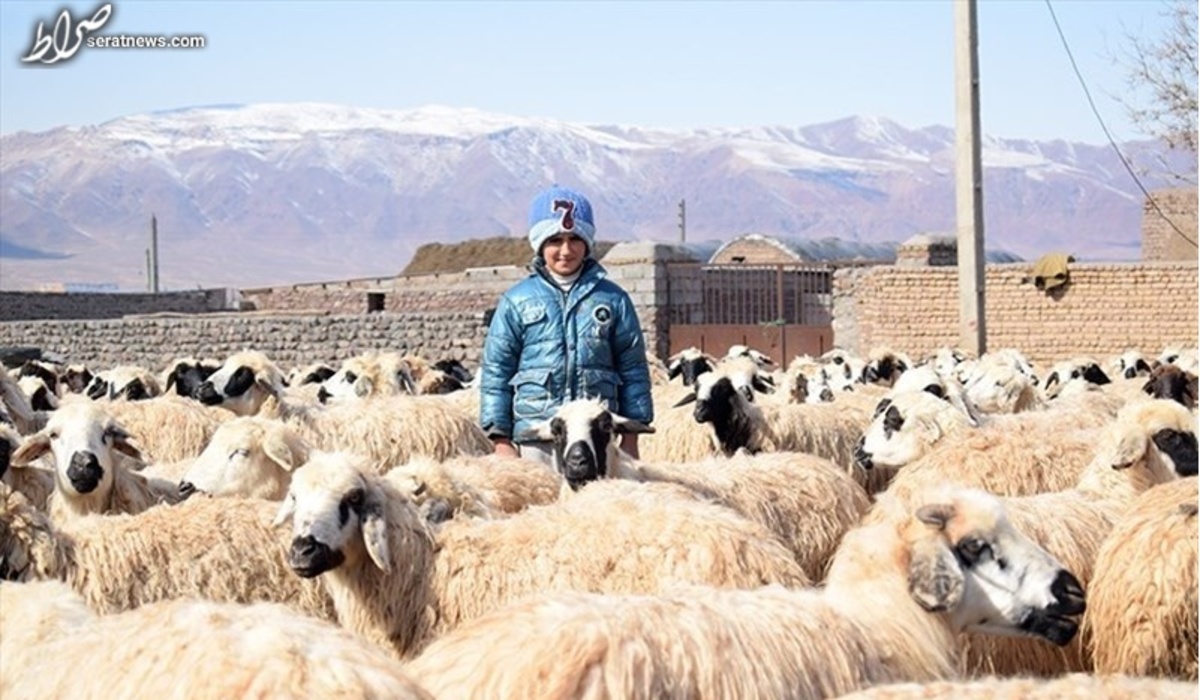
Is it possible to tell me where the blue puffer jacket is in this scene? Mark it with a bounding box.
[480,257,654,442]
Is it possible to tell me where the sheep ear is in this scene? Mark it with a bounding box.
[1083,364,1111,385]
[272,497,295,527]
[672,392,697,408]
[517,419,554,443]
[354,377,374,399]
[263,426,304,472]
[1108,430,1147,470]
[667,360,683,379]
[915,503,955,529]
[396,369,417,395]
[255,376,281,398]
[908,537,965,612]
[612,415,655,435]
[106,426,144,460]
[360,495,391,573]
[11,433,50,466]
[751,375,775,394]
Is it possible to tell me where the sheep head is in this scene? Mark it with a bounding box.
[274,451,392,577]
[1110,350,1152,380]
[856,391,971,470]
[666,347,716,387]
[162,357,221,400]
[1105,399,1197,478]
[899,489,1086,645]
[180,417,309,500]
[1142,364,1198,410]
[10,401,141,499]
[674,371,763,457]
[195,351,284,415]
[520,398,653,490]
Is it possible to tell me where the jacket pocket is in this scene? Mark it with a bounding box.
[511,369,554,420]
[580,368,622,406]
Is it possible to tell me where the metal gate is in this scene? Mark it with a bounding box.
[665,262,834,362]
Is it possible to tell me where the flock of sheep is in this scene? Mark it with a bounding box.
[0,340,1196,699]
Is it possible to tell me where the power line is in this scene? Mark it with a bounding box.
[1043,0,1196,248]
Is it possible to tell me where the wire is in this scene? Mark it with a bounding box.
[1043,0,1197,248]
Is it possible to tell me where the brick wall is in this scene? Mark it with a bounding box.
[1142,187,1199,262]
[0,288,238,322]
[834,261,1198,366]
[0,312,490,371]
[240,268,523,314]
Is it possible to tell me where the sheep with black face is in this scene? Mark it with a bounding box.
[520,398,653,491]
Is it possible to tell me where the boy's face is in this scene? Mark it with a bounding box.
[542,233,587,276]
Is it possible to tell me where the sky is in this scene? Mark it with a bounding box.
[0,0,1181,144]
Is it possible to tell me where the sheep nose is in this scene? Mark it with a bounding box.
[562,442,597,484]
[317,387,331,404]
[1051,570,1086,616]
[693,401,712,424]
[1124,368,1137,379]
[178,481,196,499]
[819,388,834,402]
[67,452,103,493]
[853,437,874,470]
[196,382,222,406]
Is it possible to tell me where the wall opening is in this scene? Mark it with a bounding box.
[367,293,386,313]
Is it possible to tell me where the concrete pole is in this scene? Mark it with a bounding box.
[678,199,687,242]
[955,0,986,355]
[149,214,160,293]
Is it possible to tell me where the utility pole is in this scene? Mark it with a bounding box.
[149,214,160,293]
[955,0,986,355]
[678,198,687,242]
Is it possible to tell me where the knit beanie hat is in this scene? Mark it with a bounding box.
[527,186,596,256]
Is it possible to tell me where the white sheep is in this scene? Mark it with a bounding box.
[102,394,233,463]
[861,346,912,387]
[16,375,57,412]
[0,423,53,511]
[960,349,1043,414]
[859,391,1107,502]
[273,451,810,659]
[10,401,180,524]
[197,351,492,464]
[403,487,1086,700]
[317,352,417,404]
[0,371,38,435]
[832,673,1198,699]
[158,355,222,399]
[665,346,718,387]
[912,399,1194,677]
[180,416,310,500]
[1084,476,1198,680]
[0,581,431,700]
[0,481,334,621]
[384,453,562,519]
[525,397,871,581]
[1110,349,1154,380]
[84,364,161,401]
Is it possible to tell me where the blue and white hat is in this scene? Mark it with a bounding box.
[527,185,596,256]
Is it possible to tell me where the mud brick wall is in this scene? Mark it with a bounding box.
[0,289,236,321]
[834,261,1198,366]
[1142,187,1199,262]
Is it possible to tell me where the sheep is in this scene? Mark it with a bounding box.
[13,360,61,400]
[16,375,57,412]
[0,423,53,511]
[859,391,1108,502]
[401,354,464,395]
[431,358,473,386]
[960,349,1043,414]
[84,364,161,401]
[180,416,310,500]
[1142,363,1198,409]
[673,368,873,490]
[724,343,775,370]
[833,673,1198,699]
[525,397,872,581]
[10,401,181,523]
[1042,356,1112,399]
[102,394,233,463]
[274,451,810,659]
[403,487,1086,700]
[58,363,94,396]
[1110,349,1154,380]
[158,355,222,399]
[820,348,868,392]
[317,351,418,405]
[0,481,334,620]
[921,399,1195,677]
[862,346,912,387]
[384,453,562,518]
[1084,476,1198,680]
[196,350,492,464]
[665,346,717,387]
[0,581,432,700]
[1158,346,1200,375]
[286,360,337,388]
[0,371,38,435]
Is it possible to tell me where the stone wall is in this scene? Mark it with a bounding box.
[1142,187,1199,262]
[240,268,523,314]
[834,260,1198,366]
[0,311,490,371]
[0,288,238,322]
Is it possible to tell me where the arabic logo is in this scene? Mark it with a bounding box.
[21,3,113,65]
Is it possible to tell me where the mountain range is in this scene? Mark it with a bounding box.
[0,102,1189,291]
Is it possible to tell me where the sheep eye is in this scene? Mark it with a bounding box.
[596,413,613,433]
[344,371,358,383]
[550,418,565,437]
[412,482,427,497]
[48,431,60,440]
[230,448,250,460]
[956,537,990,563]
[345,488,365,507]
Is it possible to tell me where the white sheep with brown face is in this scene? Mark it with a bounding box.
[404,487,1086,700]
[180,416,309,501]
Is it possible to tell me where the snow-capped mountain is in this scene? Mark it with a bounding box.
[0,103,1187,291]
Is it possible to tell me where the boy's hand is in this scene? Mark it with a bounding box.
[492,437,519,459]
